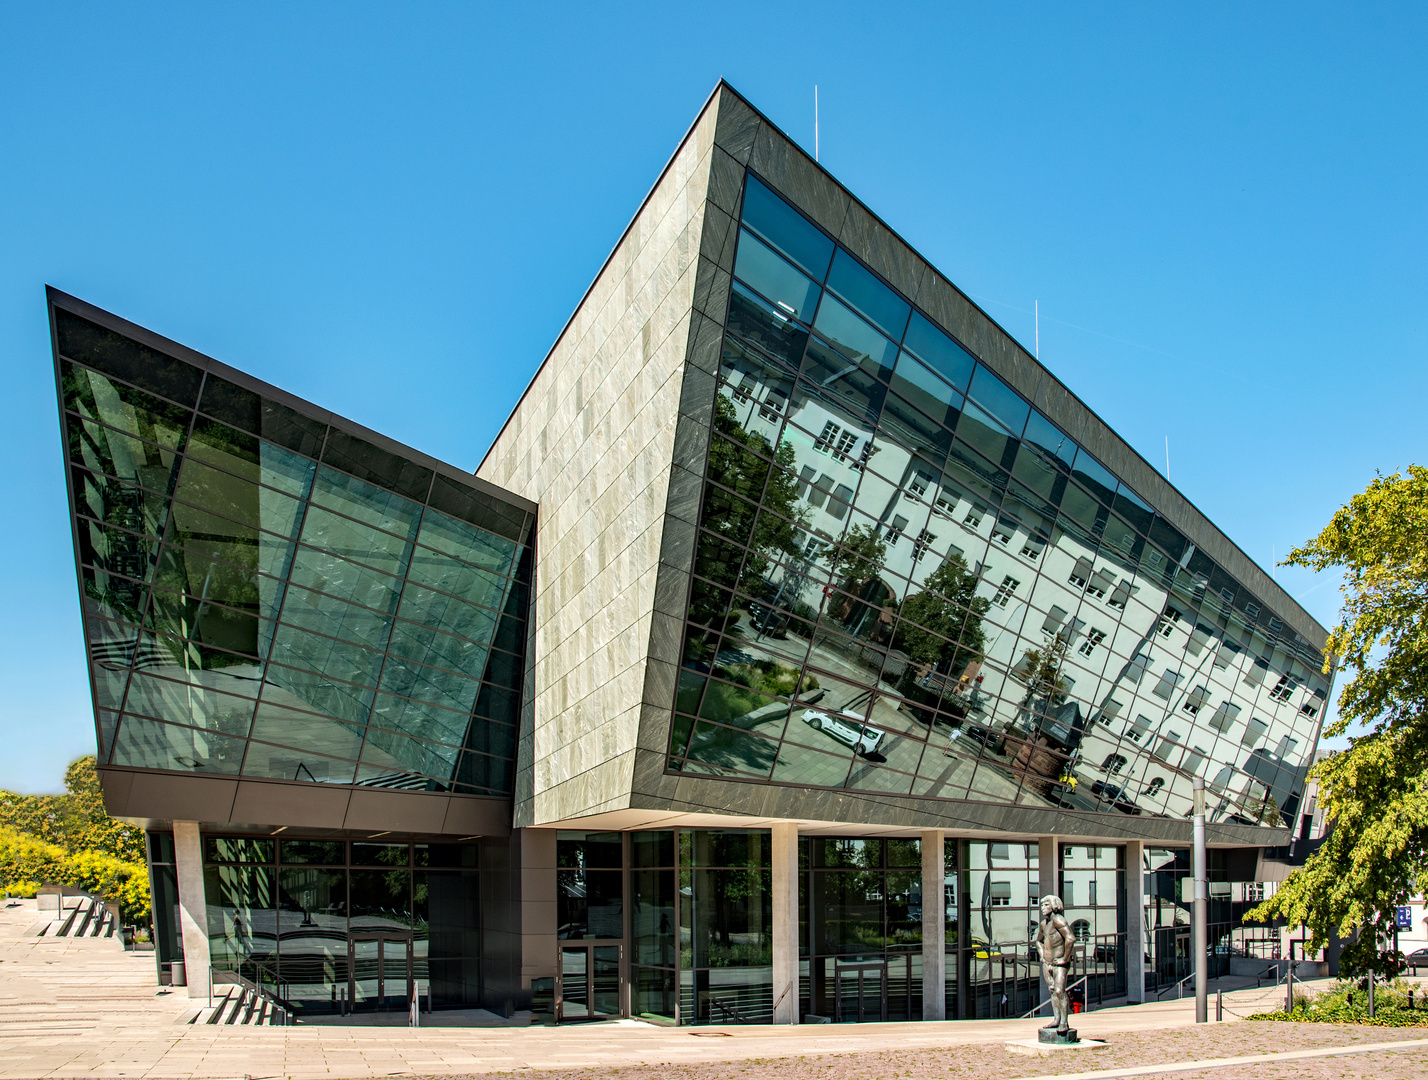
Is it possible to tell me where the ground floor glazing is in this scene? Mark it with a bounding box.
[146,826,1238,1023]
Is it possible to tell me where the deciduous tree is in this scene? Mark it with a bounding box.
[1248,466,1428,975]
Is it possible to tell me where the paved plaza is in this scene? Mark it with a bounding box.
[3,899,1426,1080]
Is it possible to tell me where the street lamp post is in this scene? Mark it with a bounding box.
[1193,777,1208,1023]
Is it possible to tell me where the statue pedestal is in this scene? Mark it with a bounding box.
[1004,1034,1108,1057]
[1038,1026,1079,1044]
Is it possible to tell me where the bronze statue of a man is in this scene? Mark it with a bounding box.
[1034,894,1078,1036]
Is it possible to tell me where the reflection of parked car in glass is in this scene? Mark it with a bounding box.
[958,721,1004,753]
[747,601,788,638]
[1090,780,1142,815]
[800,709,884,757]
[1093,942,1118,963]
[969,937,1003,959]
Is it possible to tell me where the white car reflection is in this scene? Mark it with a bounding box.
[800,709,884,757]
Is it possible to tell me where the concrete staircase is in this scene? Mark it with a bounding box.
[192,979,290,1025]
[28,889,118,940]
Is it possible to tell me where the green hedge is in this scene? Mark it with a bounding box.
[1249,979,1428,1027]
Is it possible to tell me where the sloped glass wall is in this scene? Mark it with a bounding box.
[670,172,1329,826]
[54,307,532,795]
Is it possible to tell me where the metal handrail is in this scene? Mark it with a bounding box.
[211,968,291,1025]
[1156,971,1196,1000]
[1019,975,1088,1019]
[710,995,751,1024]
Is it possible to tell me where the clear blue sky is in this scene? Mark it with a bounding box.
[2,4,1421,792]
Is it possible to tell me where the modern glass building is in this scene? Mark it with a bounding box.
[50,82,1331,1025]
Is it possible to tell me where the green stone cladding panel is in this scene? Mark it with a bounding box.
[54,306,533,796]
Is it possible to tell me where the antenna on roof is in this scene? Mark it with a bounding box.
[1035,300,1039,359]
[1165,436,1171,481]
[814,85,820,162]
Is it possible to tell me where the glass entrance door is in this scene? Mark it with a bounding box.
[348,933,413,1012]
[557,944,620,1022]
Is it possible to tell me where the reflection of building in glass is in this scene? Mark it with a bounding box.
[50,82,1331,1025]
[679,172,1329,829]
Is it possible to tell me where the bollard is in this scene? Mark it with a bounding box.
[1216,989,1222,1022]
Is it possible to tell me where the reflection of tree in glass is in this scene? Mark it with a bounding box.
[687,867,771,968]
[893,555,989,709]
[1012,634,1072,733]
[691,397,807,629]
[825,523,887,598]
[825,524,892,642]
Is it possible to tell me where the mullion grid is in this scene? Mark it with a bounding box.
[667,169,1320,823]
[59,337,526,794]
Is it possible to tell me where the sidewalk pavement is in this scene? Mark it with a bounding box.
[0,897,1413,1080]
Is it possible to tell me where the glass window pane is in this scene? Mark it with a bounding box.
[812,295,898,378]
[63,361,194,444]
[122,669,257,738]
[185,418,318,501]
[956,403,1017,471]
[172,458,306,546]
[199,374,328,460]
[890,351,962,431]
[879,391,953,463]
[419,494,521,573]
[395,582,500,645]
[111,714,245,773]
[70,463,173,541]
[361,726,460,781]
[903,312,975,391]
[718,337,796,450]
[56,311,204,406]
[279,582,395,652]
[967,366,1030,437]
[798,337,888,426]
[370,692,471,747]
[726,282,812,371]
[66,407,185,493]
[1022,411,1077,470]
[241,741,358,784]
[734,230,821,322]
[309,465,422,543]
[1072,448,1118,503]
[740,176,835,280]
[268,625,386,695]
[825,249,911,340]
[287,542,405,615]
[249,699,366,760]
[322,430,432,504]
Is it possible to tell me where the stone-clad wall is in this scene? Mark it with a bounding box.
[624,86,1322,843]
[476,90,724,826]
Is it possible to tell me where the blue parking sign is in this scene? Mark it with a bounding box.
[1398,906,1412,929]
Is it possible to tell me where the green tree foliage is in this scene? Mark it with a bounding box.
[0,756,149,920]
[0,756,144,863]
[0,827,150,919]
[1248,466,1428,975]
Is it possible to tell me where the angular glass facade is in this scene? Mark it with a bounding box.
[672,172,1329,827]
[53,305,533,794]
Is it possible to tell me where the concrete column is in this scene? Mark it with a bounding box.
[1037,836,1059,1009]
[171,821,210,1000]
[771,822,800,1024]
[921,830,946,1020]
[1125,840,1146,1003]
